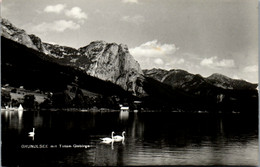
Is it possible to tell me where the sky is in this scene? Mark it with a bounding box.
[1,0,258,83]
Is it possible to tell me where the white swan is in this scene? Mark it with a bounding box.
[28,128,35,137]
[114,131,126,142]
[100,131,115,143]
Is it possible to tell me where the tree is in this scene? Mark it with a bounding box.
[39,98,52,109]
[73,88,85,108]
[52,91,72,108]
[1,89,11,107]
[23,94,36,109]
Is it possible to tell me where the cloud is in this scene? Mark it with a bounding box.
[31,20,80,33]
[217,59,235,68]
[121,15,145,25]
[164,58,197,71]
[200,56,235,68]
[43,5,87,23]
[243,65,258,72]
[154,58,164,65]
[65,7,87,20]
[44,4,66,14]
[200,57,215,67]
[129,40,179,70]
[176,58,185,64]
[122,0,138,4]
[165,58,185,67]
[129,40,178,58]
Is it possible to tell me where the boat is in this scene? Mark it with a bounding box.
[18,104,23,111]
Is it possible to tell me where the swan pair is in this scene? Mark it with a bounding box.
[100,131,126,143]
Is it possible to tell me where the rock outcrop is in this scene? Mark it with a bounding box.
[1,18,38,50]
[78,41,144,95]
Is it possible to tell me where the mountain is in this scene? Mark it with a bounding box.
[1,35,135,108]
[207,73,257,90]
[143,68,258,113]
[143,68,221,103]
[77,41,144,95]
[1,18,144,96]
[1,18,258,113]
[143,68,258,91]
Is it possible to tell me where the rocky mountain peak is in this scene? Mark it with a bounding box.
[1,18,38,50]
[80,41,144,95]
[1,18,25,34]
[79,41,106,55]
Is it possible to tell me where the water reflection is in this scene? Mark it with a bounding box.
[2,110,24,132]
[219,118,224,134]
[131,113,144,139]
[33,111,43,127]
[8,110,13,123]
[100,141,114,150]
[1,110,258,166]
[119,111,129,121]
[4,110,8,120]
[18,110,23,132]
[18,110,23,122]
[95,142,118,165]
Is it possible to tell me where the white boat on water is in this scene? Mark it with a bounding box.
[18,104,23,111]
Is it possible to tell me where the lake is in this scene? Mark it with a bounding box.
[1,110,258,166]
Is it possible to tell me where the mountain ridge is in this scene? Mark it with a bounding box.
[143,68,257,91]
[2,17,256,91]
[1,18,144,95]
[1,18,258,113]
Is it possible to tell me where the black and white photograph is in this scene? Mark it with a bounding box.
[1,0,258,166]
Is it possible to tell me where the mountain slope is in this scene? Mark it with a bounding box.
[143,68,258,113]
[143,68,258,91]
[1,36,133,100]
[207,73,257,90]
[1,18,144,95]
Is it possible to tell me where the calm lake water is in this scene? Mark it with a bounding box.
[1,110,258,166]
